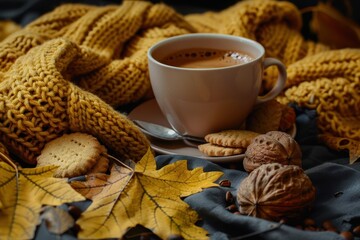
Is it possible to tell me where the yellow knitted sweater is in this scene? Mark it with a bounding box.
[0,0,359,164]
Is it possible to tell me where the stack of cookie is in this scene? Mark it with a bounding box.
[198,100,296,157]
[36,133,110,178]
[198,131,260,157]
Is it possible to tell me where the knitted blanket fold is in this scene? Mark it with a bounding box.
[0,0,359,165]
[280,49,360,142]
[0,38,151,164]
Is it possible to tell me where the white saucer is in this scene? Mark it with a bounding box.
[128,99,296,163]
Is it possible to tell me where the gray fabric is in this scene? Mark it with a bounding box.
[156,156,360,240]
[35,156,360,240]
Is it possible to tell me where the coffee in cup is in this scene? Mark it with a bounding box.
[161,48,254,68]
[147,33,287,138]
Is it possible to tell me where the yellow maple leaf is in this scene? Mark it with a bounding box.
[0,162,85,239]
[74,148,223,239]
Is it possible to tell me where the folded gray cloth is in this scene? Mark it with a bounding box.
[157,155,360,240]
[35,155,360,240]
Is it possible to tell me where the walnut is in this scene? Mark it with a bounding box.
[243,131,302,173]
[237,163,316,222]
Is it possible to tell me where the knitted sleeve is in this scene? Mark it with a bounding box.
[28,1,195,107]
[0,38,150,164]
[278,49,360,141]
[0,2,195,108]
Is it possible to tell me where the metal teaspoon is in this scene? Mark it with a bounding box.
[133,120,206,143]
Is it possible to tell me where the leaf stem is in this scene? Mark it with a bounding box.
[0,151,19,190]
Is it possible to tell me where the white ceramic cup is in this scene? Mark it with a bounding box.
[147,33,286,138]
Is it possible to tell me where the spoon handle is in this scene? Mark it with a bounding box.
[133,120,206,143]
[133,121,176,141]
[182,135,206,143]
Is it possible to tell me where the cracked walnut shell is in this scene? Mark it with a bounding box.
[237,163,316,222]
[243,131,302,173]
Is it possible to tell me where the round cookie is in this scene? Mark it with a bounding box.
[37,133,103,178]
[204,130,260,148]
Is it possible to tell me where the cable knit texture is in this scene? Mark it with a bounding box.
[0,0,359,164]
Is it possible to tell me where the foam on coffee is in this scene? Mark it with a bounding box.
[161,48,254,68]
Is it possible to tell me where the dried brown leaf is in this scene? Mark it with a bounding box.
[246,99,284,133]
[308,3,360,48]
